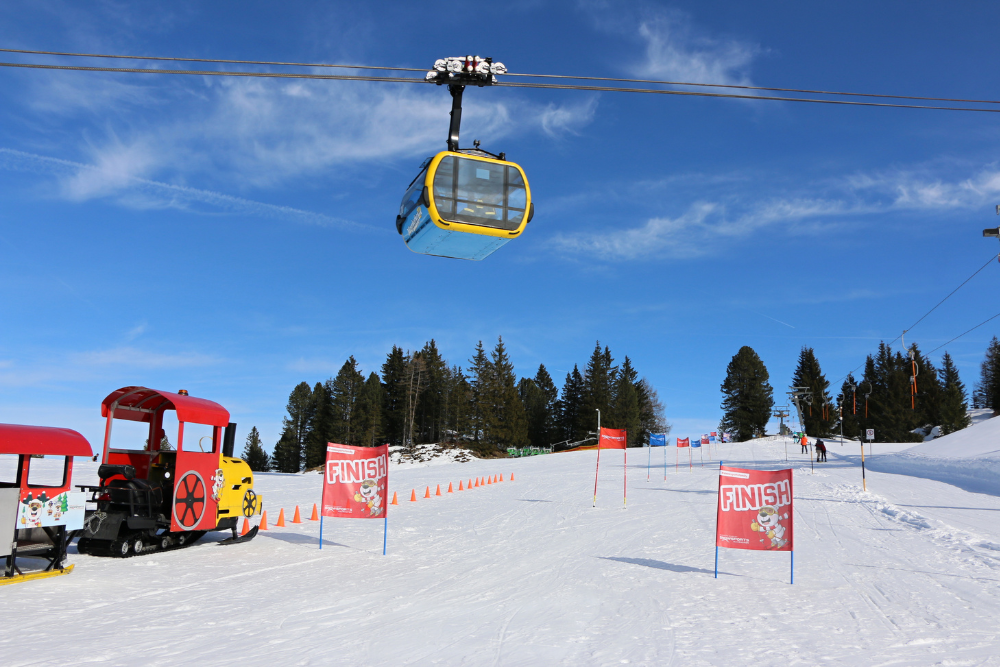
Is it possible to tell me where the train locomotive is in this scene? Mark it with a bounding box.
[77,386,263,557]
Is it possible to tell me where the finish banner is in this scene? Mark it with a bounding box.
[649,433,667,447]
[598,427,627,449]
[676,437,690,448]
[715,466,793,551]
[321,443,388,519]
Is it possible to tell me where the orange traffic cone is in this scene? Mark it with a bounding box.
[458,481,464,491]
[499,474,504,482]
[424,486,431,499]
[447,482,454,493]
[474,478,479,488]
[410,489,417,502]
[435,484,442,496]
[292,506,302,523]
[310,504,319,521]
[468,479,473,488]
[260,510,268,530]
[511,473,514,481]
[487,476,492,485]
[391,492,398,505]
[276,508,286,527]
[240,518,250,536]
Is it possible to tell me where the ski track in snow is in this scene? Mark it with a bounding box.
[3,436,1000,666]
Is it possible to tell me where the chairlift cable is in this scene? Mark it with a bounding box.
[928,311,1000,355]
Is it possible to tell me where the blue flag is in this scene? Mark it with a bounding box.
[649,433,667,447]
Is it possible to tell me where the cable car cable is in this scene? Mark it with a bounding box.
[5,47,1000,108]
[503,71,1000,106]
[0,47,427,72]
[2,59,1000,113]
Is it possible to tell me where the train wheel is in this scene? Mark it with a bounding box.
[242,489,258,517]
[131,536,144,555]
[173,471,207,530]
[160,535,172,550]
[110,537,131,558]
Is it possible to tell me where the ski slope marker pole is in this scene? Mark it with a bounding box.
[861,441,867,492]
[593,446,602,507]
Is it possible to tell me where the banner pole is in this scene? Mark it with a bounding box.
[715,460,723,578]
[319,515,324,550]
[715,546,719,579]
[383,514,387,556]
[790,550,794,585]
[689,447,692,471]
[663,444,666,481]
[647,444,650,482]
[675,446,678,472]
[593,412,601,507]
[624,447,627,509]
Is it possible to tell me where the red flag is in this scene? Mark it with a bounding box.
[676,437,690,448]
[710,432,717,437]
[598,427,627,449]
[321,443,388,519]
[716,466,793,551]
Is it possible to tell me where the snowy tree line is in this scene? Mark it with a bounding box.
[717,336,1000,444]
[247,339,668,472]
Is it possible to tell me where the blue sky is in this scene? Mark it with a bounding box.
[1,1,999,450]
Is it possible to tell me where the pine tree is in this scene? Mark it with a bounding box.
[583,342,617,425]
[861,343,921,443]
[381,346,408,447]
[973,336,1000,414]
[441,365,471,443]
[557,365,585,443]
[611,356,641,446]
[401,351,426,452]
[329,356,366,445]
[271,382,313,472]
[637,378,669,443]
[837,373,860,440]
[415,340,448,443]
[353,372,385,446]
[481,336,528,452]
[521,364,558,447]
[909,344,942,435]
[467,341,491,448]
[790,347,834,435]
[720,346,774,441]
[939,351,971,434]
[241,426,271,471]
[304,382,332,468]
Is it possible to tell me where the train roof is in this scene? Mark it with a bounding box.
[102,386,231,427]
[0,423,93,457]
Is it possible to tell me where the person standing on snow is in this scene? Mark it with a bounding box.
[800,433,809,454]
[815,439,827,462]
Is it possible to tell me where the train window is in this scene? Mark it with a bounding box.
[108,419,152,451]
[0,454,22,487]
[179,422,216,453]
[26,456,67,488]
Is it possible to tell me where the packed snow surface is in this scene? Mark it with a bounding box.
[864,415,1000,496]
[4,437,1000,665]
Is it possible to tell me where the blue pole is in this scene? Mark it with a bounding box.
[714,546,718,578]
[790,550,794,585]
[383,514,388,556]
[319,515,324,550]
[647,445,651,481]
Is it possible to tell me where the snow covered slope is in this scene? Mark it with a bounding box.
[864,415,1000,496]
[3,440,1000,665]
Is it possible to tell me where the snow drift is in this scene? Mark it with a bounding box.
[865,415,1000,496]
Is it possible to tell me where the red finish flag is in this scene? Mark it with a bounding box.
[715,466,793,552]
[676,437,690,447]
[321,443,388,519]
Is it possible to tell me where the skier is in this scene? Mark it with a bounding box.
[815,439,827,462]
[800,433,808,454]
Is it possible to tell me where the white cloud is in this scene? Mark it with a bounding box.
[0,147,370,231]
[635,13,760,87]
[72,346,221,369]
[550,164,1000,261]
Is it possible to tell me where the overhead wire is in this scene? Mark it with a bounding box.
[831,252,999,387]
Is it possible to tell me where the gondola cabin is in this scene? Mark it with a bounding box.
[397,151,533,261]
[1,423,92,585]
